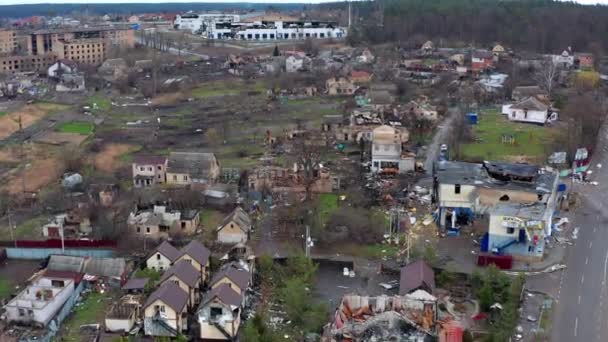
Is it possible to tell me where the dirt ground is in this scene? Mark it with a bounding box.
[93,143,136,172]
[33,131,89,146]
[0,104,58,140]
[0,145,63,194]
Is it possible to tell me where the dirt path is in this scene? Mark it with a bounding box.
[93,143,136,172]
[5,156,63,194]
[423,107,460,173]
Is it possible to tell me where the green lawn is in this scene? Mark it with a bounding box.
[317,193,340,225]
[86,94,112,111]
[459,108,555,162]
[343,244,400,259]
[0,111,7,117]
[191,80,267,99]
[58,122,95,135]
[0,216,47,240]
[0,279,12,299]
[61,292,110,341]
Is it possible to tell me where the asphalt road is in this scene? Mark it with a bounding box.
[423,107,459,173]
[551,127,608,342]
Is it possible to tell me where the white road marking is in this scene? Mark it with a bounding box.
[590,241,593,248]
[578,295,582,304]
[586,257,589,265]
[595,227,598,233]
[582,275,585,284]
[604,249,608,284]
[575,317,579,337]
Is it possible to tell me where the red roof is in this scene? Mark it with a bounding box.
[44,269,84,284]
[351,71,371,78]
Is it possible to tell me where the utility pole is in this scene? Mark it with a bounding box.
[305,225,311,257]
[7,207,15,247]
[18,115,25,195]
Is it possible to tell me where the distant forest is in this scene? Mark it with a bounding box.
[322,0,608,54]
[0,2,306,18]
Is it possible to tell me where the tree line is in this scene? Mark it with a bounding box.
[330,0,608,54]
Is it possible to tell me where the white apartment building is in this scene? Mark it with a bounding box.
[211,20,346,41]
[4,276,75,326]
[371,125,412,174]
[174,13,240,34]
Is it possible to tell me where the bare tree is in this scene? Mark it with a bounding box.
[535,60,558,97]
[293,135,322,202]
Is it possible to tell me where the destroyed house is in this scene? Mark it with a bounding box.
[105,295,141,333]
[325,294,437,341]
[197,283,243,341]
[4,276,75,326]
[434,161,559,235]
[166,151,220,186]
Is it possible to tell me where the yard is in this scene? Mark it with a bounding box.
[459,108,557,163]
[60,291,113,341]
[86,94,112,112]
[58,122,95,135]
[0,215,48,240]
[317,193,340,226]
[191,79,267,99]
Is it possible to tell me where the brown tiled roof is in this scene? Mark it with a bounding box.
[210,262,250,291]
[144,281,188,313]
[133,155,167,165]
[159,260,199,288]
[122,277,148,290]
[179,240,211,267]
[201,283,242,308]
[151,241,180,262]
[399,260,435,295]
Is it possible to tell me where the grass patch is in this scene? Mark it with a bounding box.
[0,111,7,117]
[200,208,224,240]
[0,216,48,240]
[215,142,265,169]
[459,108,555,162]
[61,292,110,342]
[86,94,112,112]
[317,193,339,225]
[0,279,12,299]
[135,268,161,281]
[58,122,94,135]
[191,80,267,99]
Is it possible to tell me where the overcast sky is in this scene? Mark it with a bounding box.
[0,0,606,5]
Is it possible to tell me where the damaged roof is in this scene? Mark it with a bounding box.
[133,155,167,165]
[399,260,435,295]
[219,207,252,233]
[167,151,218,179]
[509,96,549,111]
[144,281,189,313]
[47,255,86,273]
[200,283,242,308]
[179,240,211,267]
[210,262,250,291]
[160,259,200,288]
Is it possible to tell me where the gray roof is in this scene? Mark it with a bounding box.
[210,262,250,290]
[144,281,189,313]
[47,255,86,273]
[179,240,211,267]
[152,241,181,262]
[512,86,546,99]
[167,151,218,179]
[399,260,435,295]
[122,277,148,290]
[200,283,242,308]
[84,258,127,278]
[159,260,199,288]
[490,202,547,220]
[435,161,557,194]
[510,96,549,111]
[219,207,252,233]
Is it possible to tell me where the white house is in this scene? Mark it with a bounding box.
[371,125,412,174]
[146,241,180,272]
[285,55,305,73]
[501,97,556,124]
[132,155,168,188]
[216,207,252,244]
[197,284,242,341]
[552,49,574,69]
[143,282,189,337]
[4,276,75,326]
[487,203,548,261]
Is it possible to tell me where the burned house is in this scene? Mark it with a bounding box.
[248,164,338,194]
[324,293,438,341]
[127,204,200,240]
[433,161,560,242]
[105,295,142,333]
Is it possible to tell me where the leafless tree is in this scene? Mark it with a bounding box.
[293,135,322,202]
[535,60,558,97]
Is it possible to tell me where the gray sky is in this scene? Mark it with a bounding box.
[0,0,606,5]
